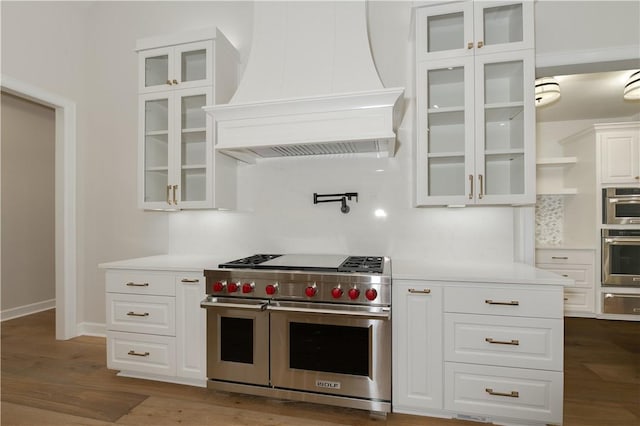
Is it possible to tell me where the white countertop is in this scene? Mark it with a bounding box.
[99,254,573,286]
[99,254,225,272]
[392,259,573,286]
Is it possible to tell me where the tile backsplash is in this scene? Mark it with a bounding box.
[536,195,564,246]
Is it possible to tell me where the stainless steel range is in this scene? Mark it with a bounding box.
[200,254,391,413]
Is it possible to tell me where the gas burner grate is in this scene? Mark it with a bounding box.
[220,254,282,268]
[338,256,384,274]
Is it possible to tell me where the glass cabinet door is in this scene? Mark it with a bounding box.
[139,47,173,93]
[416,3,473,62]
[174,41,212,91]
[475,50,534,204]
[141,94,172,207]
[176,89,211,206]
[474,1,534,53]
[416,58,474,205]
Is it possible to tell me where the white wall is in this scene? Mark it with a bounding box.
[2,1,636,328]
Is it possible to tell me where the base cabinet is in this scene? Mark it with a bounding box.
[393,279,564,426]
[105,269,206,387]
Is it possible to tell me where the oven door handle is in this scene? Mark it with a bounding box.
[608,197,640,203]
[266,304,390,319]
[200,298,268,310]
[604,238,640,245]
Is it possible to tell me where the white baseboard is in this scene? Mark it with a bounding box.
[0,299,55,322]
[78,322,106,337]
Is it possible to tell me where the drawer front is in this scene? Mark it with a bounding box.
[535,249,593,265]
[536,263,594,287]
[107,331,176,376]
[602,293,640,315]
[444,363,563,424]
[107,293,175,335]
[564,287,595,313]
[444,286,563,319]
[106,270,175,296]
[444,314,562,371]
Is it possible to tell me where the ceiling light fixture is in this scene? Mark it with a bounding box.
[623,70,640,100]
[535,77,561,107]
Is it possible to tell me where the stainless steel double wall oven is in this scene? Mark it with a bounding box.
[200,254,392,413]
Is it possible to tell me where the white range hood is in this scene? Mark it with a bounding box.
[204,1,405,163]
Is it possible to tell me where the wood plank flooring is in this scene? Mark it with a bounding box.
[2,310,639,425]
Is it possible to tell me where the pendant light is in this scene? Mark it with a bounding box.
[623,70,640,100]
[535,77,561,107]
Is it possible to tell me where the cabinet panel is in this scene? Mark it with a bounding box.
[444,313,562,370]
[600,130,640,184]
[107,331,176,376]
[106,270,175,296]
[535,248,594,265]
[564,287,595,314]
[107,293,176,336]
[444,362,563,424]
[444,286,563,319]
[392,281,443,412]
[175,275,206,383]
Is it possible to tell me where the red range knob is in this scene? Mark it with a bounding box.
[265,283,278,295]
[348,288,360,300]
[365,288,378,301]
[305,286,317,297]
[331,287,343,299]
[213,281,225,292]
[242,283,254,294]
[227,282,239,293]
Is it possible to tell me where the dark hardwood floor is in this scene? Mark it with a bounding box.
[1,310,639,425]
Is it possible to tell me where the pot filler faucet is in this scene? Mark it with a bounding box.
[313,192,358,214]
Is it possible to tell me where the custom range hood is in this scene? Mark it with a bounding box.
[204,1,405,163]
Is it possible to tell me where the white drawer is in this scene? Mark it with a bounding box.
[106,293,175,335]
[444,286,563,319]
[107,331,176,376]
[564,287,595,314]
[535,248,594,265]
[106,270,175,296]
[536,263,594,287]
[444,362,563,424]
[444,313,563,371]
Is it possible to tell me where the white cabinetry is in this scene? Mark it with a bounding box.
[536,248,595,316]
[392,281,443,413]
[599,124,640,185]
[136,28,238,210]
[105,269,206,387]
[415,1,535,206]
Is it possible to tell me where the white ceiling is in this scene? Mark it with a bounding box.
[535,69,640,123]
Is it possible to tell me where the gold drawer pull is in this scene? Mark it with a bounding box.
[562,274,569,277]
[126,311,149,317]
[485,388,519,398]
[127,350,150,357]
[485,337,519,346]
[181,278,200,283]
[408,288,431,294]
[485,299,519,306]
[126,282,149,287]
[551,256,568,260]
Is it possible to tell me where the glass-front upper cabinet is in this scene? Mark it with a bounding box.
[416,1,533,62]
[138,40,212,94]
[139,88,212,210]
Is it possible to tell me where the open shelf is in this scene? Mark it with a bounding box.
[536,156,577,166]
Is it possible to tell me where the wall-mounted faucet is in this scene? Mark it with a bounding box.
[313,192,358,214]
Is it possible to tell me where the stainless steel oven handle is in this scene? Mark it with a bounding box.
[608,197,640,203]
[267,304,390,319]
[200,300,268,310]
[604,238,640,244]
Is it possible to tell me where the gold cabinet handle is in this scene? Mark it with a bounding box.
[477,41,484,48]
[562,274,569,277]
[485,388,518,398]
[478,174,484,199]
[552,256,568,260]
[126,282,149,287]
[635,176,639,180]
[485,299,519,306]
[467,42,474,49]
[126,311,149,317]
[485,337,519,346]
[172,79,179,85]
[408,288,431,294]
[127,350,150,357]
[564,297,569,301]
[172,184,178,205]
[166,79,172,85]
[181,278,200,283]
[166,184,172,205]
[469,174,474,199]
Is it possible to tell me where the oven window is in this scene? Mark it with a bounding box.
[289,322,369,376]
[610,244,640,275]
[220,317,253,364]
[615,203,640,219]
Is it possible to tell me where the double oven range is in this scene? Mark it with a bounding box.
[200,254,391,413]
